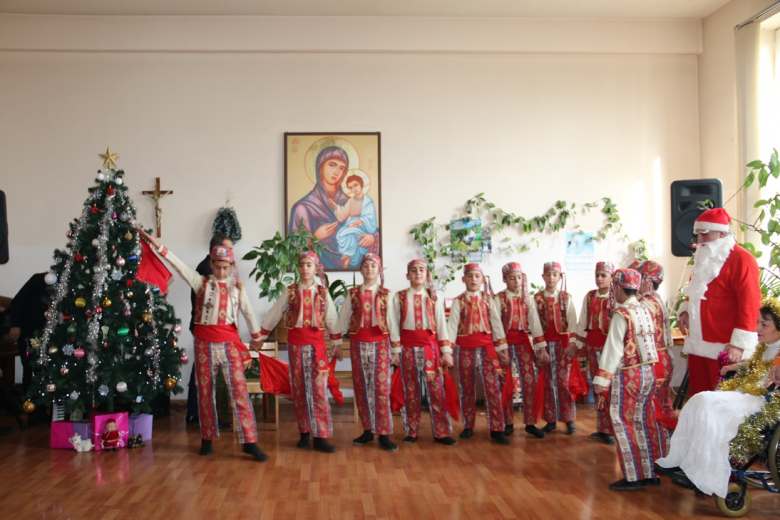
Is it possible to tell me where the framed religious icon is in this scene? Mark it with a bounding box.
[285,132,382,271]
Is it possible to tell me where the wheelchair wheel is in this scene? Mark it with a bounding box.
[714,483,751,517]
[768,424,780,485]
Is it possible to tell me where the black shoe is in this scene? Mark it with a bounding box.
[671,472,697,490]
[565,421,576,435]
[504,424,515,436]
[641,478,661,486]
[609,479,646,491]
[589,431,613,444]
[490,431,510,445]
[297,433,310,449]
[542,422,557,433]
[199,439,213,456]
[242,443,268,462]
[186,415,199,425]
[654,463,680,476]
[524,425,545,439]
[403,435,417,443]
[459,428,474,439]
[313,437,335,453]
[378,435,398,452]
[353,430,374,445]
[434,436,456,446]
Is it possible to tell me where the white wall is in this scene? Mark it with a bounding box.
[698,0,776,217]
[0,15,701,388]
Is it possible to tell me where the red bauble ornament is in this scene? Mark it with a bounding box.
[126,279,133,288]
[90,204,99,215]
[106,185,115,196]
[73,252,84,263]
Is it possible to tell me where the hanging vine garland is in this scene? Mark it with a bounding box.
[409,194,627,287]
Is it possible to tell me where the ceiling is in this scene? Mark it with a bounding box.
[0,0,733,19]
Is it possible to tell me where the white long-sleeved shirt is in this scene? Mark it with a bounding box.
[593,296,658,387]
[159,248,259,333]
[388,287,451,354]
[494,289,547,352]
[261,282,340,337]
[447,291,507,351]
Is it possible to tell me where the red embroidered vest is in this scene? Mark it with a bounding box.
[286,283,327,329]
[456,293,492,336]
[497,290,529,332]
[585,289,612,335]
[615,305,644,367]
[398,289,437,333]
[642,294,666,350]
[347,286,389,334]
[534,290,570,335]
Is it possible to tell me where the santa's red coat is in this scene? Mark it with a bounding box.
[684,244,760,359]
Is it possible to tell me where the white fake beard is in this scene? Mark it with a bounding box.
[686,234,736,303]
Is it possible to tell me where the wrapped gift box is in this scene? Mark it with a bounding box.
[92,412,129,451]
[129,413,153,441]
[50,421,93,449]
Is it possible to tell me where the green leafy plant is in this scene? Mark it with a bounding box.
[409,194,627,288]
[242,227,322,300]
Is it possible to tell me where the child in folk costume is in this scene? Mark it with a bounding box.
[139,230,267,461]
[535,262,579,434]
[259,251,342,453]
[388,259,457,445]
[337,253,397,452]
[447,263,510,444]
[495,262,548,438]
[575,261,615,444]
[638,260,674,452]
[593,268,663,491]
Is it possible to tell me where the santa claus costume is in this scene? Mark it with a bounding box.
[575,261,615,443]
[594,268,663,491]
[148,237,267,461]
[681,208,761,395]
[389,259,456,445]
[337,253,397,451]
[261,251,342,453]
[495,262,547,438]
[534,262,579,434]
[447,263,509,444]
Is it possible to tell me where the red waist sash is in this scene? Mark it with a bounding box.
[193,324,250,364]
[288,327,327,369]
[585,329,608,349]
[351,326,388,343]
[456,332,498,360]
[400,329,439,374]
[506,330,532,348]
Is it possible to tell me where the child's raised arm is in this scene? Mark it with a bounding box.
[138,228,203,292]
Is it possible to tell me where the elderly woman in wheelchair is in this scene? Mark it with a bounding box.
[656,299,780,516]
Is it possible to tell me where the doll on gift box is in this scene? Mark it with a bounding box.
[101,419,120,451]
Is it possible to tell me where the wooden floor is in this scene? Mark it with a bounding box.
[0,401,778,520]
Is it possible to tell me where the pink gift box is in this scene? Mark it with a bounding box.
[92,412,129,451]
[129,413,153,441]
[50,421,93,449]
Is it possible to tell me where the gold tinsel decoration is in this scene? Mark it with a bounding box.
[718,343,773,396]
[729,392,780,465]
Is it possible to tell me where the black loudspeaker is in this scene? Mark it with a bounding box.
[670,179,723,257]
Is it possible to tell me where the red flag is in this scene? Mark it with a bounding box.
[443,371,460,422]
[136,240,172,294]
[568,358,589,402]
[501,371,515,411]
[533,368,547,423]
[391,368,404,413]
[328,358,344,405]
[259,353,291,395]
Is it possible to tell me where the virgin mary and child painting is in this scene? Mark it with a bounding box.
[285,133,382,271]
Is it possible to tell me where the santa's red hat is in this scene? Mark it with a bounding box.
[693,208,731,234]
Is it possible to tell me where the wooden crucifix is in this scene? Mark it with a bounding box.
[142,177,173,238]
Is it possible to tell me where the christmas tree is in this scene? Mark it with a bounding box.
[25,150,185,417]
[212,206,242,243]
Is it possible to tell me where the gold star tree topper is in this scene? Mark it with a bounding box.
[99,147,119,169]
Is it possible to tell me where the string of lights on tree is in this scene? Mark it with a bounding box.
[24,149,186,417]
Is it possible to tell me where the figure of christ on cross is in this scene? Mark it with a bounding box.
[142,177,173,238]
